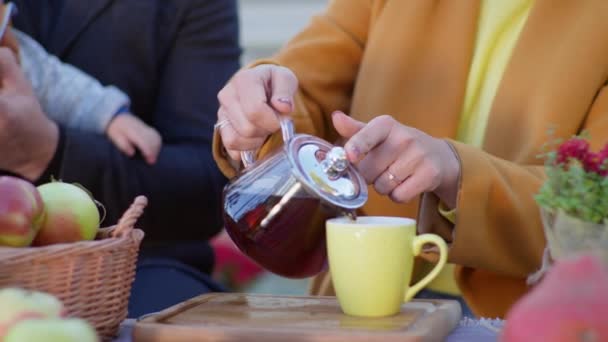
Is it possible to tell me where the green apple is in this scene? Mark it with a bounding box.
[4,318,98,342]
[0,288,65,338]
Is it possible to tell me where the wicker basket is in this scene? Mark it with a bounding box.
[0,196,147,340]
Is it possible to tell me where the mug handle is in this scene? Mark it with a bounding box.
[403,234,448,302]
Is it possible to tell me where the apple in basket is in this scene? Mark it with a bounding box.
[0,176,45,247]
[33,181,101,246]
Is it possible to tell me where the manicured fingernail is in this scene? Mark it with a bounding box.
[348,145,361,161]
[275,98,292,112]
[277,97,292,106]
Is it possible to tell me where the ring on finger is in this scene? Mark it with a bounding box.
[387,171,402,184]
[214,119,230,131]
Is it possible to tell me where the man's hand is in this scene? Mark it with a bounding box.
[0,47,59,181]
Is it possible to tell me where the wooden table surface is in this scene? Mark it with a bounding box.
[113,294,504,342]
[115,317,504,342]
[126,293,467,341]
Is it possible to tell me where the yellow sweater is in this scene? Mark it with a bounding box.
[428,0,533,296]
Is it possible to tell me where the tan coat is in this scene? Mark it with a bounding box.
[213,0,608,318]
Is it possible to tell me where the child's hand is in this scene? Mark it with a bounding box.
[107,114,162,164]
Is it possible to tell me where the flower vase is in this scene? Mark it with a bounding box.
[528,208,608,284]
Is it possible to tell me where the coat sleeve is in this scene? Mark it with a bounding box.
[36,0,241,241]
[418,84,608,278]
[213,0,373,178]
[15,29,129,133]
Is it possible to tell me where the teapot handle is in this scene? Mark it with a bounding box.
[241,150,256,169]
[240,115,295,169]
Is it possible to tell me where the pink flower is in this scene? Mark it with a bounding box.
[597,144,608,176]
[583,152,601,174]
[557,138,590,165]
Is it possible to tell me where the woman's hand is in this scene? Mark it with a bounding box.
[333,111,461,208]
[216,64,299,161]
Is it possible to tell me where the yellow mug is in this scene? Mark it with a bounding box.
[326,216,448,317]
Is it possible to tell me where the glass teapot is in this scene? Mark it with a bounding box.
[222,117,368,278]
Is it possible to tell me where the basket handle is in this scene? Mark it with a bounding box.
[111,196,148,238]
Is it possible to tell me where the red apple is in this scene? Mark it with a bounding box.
[33,181,100,246]
[0,176,45,247]
[501,253,608,341]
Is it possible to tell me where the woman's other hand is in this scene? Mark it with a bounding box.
[216,64,298,161]
[333,111,460,208]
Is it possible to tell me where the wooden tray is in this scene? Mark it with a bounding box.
[132,293,461,342]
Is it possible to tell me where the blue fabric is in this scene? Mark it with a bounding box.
[447,318,504,342]
[128,256,226,319]
[113,105,131,117]
[13,0,240,303]
[27,0,64,43]
[14,0,240,243]
[415,289,476,318]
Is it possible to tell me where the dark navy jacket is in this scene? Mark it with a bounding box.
[12,0,241,244]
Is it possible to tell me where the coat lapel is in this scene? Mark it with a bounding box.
[484,0,608,162]
[352,0,480,141]
[48,0,114,56]
[350,0,480,220]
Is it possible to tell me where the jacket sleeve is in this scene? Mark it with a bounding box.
[213,0,373,178]
[418,84,608,278]
[37,0,241,241]
[15,29,129,133]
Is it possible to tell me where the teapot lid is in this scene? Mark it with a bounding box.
[286,135,368,210]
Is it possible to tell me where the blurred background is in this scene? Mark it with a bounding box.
[210,0,328,295]
[239,0,327,64]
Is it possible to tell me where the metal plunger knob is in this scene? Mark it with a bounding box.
[322,147,349,178]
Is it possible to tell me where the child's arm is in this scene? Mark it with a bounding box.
[14,28,129,134]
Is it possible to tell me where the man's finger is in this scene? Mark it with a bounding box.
[0,47,29,92]
[0,94,10,117]
[343,115,394,162]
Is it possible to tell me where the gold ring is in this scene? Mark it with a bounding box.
[387,171,399,183]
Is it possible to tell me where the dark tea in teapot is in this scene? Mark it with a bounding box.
[221,117,367,279]
[224,188,351,278]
